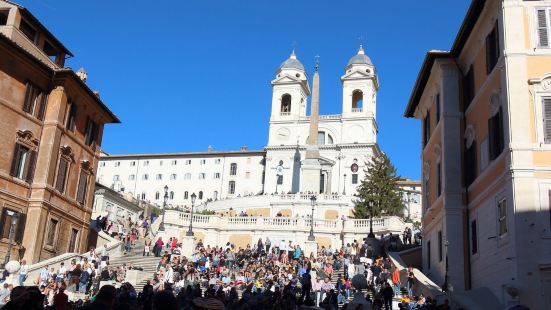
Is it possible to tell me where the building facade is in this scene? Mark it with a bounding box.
[404,0,551,308]
[92,183,145,224]
[0,0,119,263]
[98,48,380,212]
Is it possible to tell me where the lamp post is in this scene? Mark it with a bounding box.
[343,174,347,195]
[443,240,450,292]
[308,195,316,241]
[159,185,168,232]
[368,201,375,238]
[406,192,412,222]
[3,211,19,267]
[186,193,197,236]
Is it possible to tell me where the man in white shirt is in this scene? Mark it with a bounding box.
[279,240,286,254]
[19,259,28,286]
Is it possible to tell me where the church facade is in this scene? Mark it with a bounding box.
[97,48,380,210]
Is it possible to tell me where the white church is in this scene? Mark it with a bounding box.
[96,47,417,248]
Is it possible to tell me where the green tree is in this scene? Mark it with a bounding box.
[352,152,404,219]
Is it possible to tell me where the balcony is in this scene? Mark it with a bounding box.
[352,108,363,113]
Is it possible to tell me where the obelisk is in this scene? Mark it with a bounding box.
[300,57,322,193]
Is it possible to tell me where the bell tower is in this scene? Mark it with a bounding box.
[270,50,310,122]
[341,46,379,119]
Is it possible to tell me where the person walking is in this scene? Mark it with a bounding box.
[391,268,401,296]
[381,282,395,310]
[406,267,415,296]
[265,237,271,252]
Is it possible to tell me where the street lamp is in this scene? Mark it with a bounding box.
[159,185,168,232]
[3,211,19,267]
[187,193,197,236]
[308,195,316,241]
[368,201,375,238]
[406,192,412,221]
[343,174,347,195]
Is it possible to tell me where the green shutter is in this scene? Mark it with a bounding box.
[543,98,551,143]
[537,9,549,48]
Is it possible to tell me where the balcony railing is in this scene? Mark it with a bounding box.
[351,108,363,113]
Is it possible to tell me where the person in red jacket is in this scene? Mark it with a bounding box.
[391,267,401,296]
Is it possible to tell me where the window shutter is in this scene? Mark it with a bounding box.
[25,150,37,183]
[15,212,26,243]
[77,171,88,204]
[55,159,68,193]
[22,83,34,113]
[0,210,6,239]
[35,92,48,120]
[9,144,21,177]
[543,98,551,143]
[488,117,495,160]
[537,9,549,48]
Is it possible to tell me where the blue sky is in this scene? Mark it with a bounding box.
[20,0,471,179]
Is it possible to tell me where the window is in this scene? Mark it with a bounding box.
[114,162,120,167]
[423,113,431,148]
[184,191,189,200]
[486,22,500,74]
[281,94,291,113]
[536,8,550,48]
[198,191,203,199]
[352,90,363,110]
[498,198,507,236]
[84,117,99,146]
[200,159,206,165]
[438,231,443,262]
[159,160,163,166]
[317,131,326,145]
[427,240,431,270]
[99,162,105,167]
[199,173,206,179]
[22,82,47,120]
[465,142,477,186]
[471,220,478,255]
[10,143,36,182]
[170,174,177,180]
[76,171,89,204]
[129,174,135,181]
[327,134,334,144]
[0,209,19,239]
[144,161,149,166]
[45,218,58,247]
[184,173,191,180]
[215,159,221,164]
[66,102,77,131]
[352,174,359,184]
[130,161,136,166]
[141,193,146,200]
[488,107,504,160]
[55,158,69,193]
[0,10,8,26]
[113,175,120,181]
[230,163,237,176]
[170,191,174,199]
[19,19,37,43]
[68,228,79,253]
[171,160,177,165]
[213,191,218,200]
[435,93,441,124]
[463,66,475,110]
[277,175,283,185]
[155,192,160,200]
[214,173,221,179]
[543,98,551,143]
[548,190,551,229]
[437,162,442,197]
[245,172,251,179]
[423,178,430,210]
[185,160,191,165]
[156,174,162,180]
[228,181,236,194]
[142,174,149,180]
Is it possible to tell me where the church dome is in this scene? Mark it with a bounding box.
[347,46,372,66]
[278,50,305,71]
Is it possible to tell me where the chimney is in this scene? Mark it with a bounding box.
[207,145,213,152]
[76,68,87,82]
[240,145,248,151]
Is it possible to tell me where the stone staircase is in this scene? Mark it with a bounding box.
[108,244,159,291]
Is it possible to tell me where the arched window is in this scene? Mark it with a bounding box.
[317,131,326,145]
[352,90,363,110]
[169,191,174,199]
[230,163,237,176]
[184,191,189,199]
[327,134,334,144]
[198,191,203,199]
[155,191,160,199]
[228,181,236,194]
[281,94,291,113]
[213,191,218,200]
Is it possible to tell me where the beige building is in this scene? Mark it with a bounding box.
[0,0,119,263]
[405,0,551,308]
